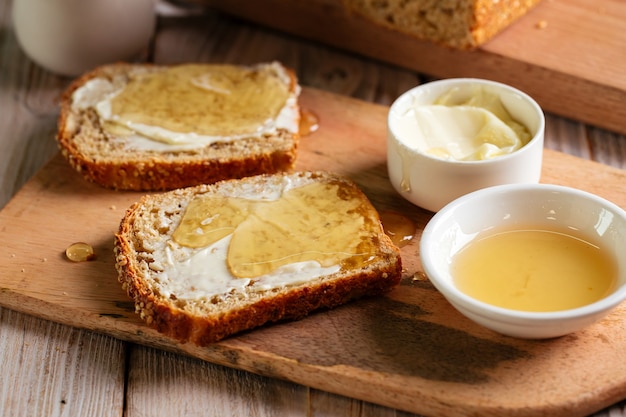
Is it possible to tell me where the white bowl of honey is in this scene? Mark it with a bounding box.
[387,78,545,213]
[420,183,626,339]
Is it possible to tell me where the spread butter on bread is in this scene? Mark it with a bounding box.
[57,62,300,191]
[114,171,402,345]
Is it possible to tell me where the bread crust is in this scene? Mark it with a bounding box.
[114,171,403,345]
[57,62,300,191]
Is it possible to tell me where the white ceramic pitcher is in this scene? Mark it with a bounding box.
[12,0,156,76]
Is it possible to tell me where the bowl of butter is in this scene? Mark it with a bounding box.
[387,78,544,212]
[420,183,626,339]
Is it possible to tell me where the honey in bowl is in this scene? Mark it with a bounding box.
[451,225,618,312]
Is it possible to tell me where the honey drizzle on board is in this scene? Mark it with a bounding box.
[379,210,416,248]
[65,242,96,262]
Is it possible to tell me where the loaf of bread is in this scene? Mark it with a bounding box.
[344,0,542,49]
[114,171,403,345]
[57,62,300,191]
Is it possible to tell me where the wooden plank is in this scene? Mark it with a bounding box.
[0,307,126,417]
[126,344,310,417]
[0,3,128,416]
[126,343,405,417]
[0,29,61,208]
[194,0,626,135]
[1,87,626,417]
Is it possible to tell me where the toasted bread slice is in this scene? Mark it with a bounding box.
[114,171,402,345]
[57,62,300,191]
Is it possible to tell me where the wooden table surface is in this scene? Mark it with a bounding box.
[1,0,626,416]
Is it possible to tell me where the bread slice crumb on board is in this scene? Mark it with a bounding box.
[114,171,403,346]
[57,61,300,191]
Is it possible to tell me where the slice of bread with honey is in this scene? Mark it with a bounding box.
[114,171,403,345]
[57,61,300,191]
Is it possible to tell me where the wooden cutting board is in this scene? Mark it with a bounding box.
[197,0,626,136]
[1,88,626,417]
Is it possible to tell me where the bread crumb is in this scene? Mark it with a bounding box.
[20,268,25,273]
[535,20,548,29]
[110,205,117,210]
[42,258,48,262]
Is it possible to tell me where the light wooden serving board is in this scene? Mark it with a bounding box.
[1,88,626,417]
[198,0,626,136]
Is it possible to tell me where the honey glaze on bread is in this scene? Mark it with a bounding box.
[114,171,403,345]
[57,62,300,191]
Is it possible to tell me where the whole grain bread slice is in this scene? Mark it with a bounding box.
[344,0,542,49]
[114,171,402,345]
[57,62,300,191]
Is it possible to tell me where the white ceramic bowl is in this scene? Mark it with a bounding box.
[420,183,626,339]
[387,78,545,212]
